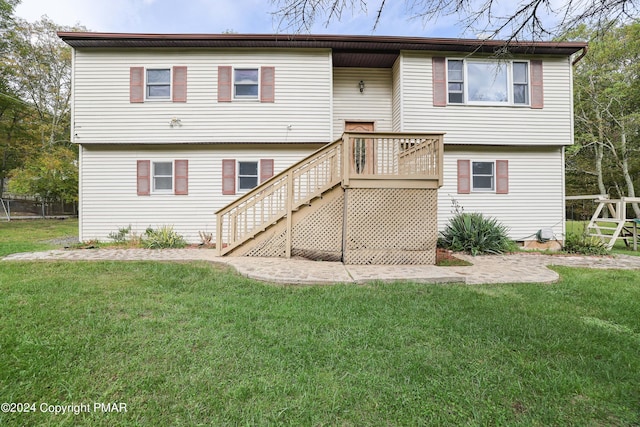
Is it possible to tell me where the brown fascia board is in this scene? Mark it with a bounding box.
[57,32,587,56]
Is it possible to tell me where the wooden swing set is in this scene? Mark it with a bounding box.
[566,195,640,250]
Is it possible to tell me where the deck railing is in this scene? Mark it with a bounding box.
[216,139,343,255]
[342,132,444,188]
[216,132,444,256]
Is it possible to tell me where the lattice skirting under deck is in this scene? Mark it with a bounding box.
[343,188,437,265]
[235,186,438,265]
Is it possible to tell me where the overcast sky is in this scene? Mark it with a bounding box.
[15,0,473,37]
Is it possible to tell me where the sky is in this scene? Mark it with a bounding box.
[13,0,480,38]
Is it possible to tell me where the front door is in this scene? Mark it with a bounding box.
[345,121,375,175]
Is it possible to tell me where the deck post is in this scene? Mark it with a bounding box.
[285,172,293,258]
[216,213,223,256]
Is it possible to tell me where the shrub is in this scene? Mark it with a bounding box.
[563,232,609,255]
[108,225,132,243]
[440,212,514,256]
[142,226,187,249]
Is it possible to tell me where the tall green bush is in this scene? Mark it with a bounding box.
[440,212,514,256]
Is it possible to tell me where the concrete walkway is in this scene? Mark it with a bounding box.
[3,248,640,285]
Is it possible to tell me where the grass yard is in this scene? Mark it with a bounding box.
[0,218,78,257]
[0,219,639,425]
[1,261,639,426]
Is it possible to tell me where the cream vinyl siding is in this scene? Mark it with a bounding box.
[438,146,566,241]
[332,68,393,138]
[79,144,320,243]
[399,52,574,146]
[72,49,332,144]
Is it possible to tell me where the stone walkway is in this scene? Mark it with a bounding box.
[3,248,640,285]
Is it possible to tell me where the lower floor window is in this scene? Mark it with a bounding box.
[238,161,258,190]
[153,161,173,191]
[472,161,494,191]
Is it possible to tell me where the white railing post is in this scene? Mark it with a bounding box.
[216,213,223,255]
[285,172,294,258]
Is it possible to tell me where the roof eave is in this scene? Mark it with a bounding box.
[57,32,587,56]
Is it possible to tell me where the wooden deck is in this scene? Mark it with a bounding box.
[216,132,444,262]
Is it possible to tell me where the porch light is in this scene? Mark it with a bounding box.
[359,80,365,93]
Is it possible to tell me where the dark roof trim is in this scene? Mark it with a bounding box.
[57,32,587,56]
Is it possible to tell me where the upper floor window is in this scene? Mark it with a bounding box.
[234,68,259,99]
[447,59,529,106]
[130,66,187,103]
[146,69,171,100]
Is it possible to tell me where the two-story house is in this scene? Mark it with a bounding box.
[58,32,586,264]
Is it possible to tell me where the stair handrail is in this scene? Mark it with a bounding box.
[216,137,343,255]
[216,132,444,256]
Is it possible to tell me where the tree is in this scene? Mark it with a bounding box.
[1,13,83,202]
[568,22,640,216]
[271,0,639,40]
[4,17,82,147]
[8,145,78,205]
[0,0,25,196]
[0,0,19,39]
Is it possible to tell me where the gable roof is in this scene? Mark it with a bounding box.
[58,32,587,68]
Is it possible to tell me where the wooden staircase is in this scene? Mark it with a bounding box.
[216,132,444,261]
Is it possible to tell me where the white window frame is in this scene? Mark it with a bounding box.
[146,68,171,101]
[152,160,173,193]
[512,61,530,105]
[447,59,530,106]
[471,160,495,192]
[237,160,259,192]
[233,67,260,100]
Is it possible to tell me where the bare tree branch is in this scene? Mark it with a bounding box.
[270,0,639,40]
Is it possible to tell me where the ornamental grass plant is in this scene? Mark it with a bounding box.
[440,212,514,256]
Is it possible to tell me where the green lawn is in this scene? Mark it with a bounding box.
[0,218,78,257]
[0,220,639,425]
[1,261,639,426]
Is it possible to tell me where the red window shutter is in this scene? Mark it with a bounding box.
[432,57,447,107]
[174,159,188,195]
[222,159,236,195]
[530,60,544,109]
[260,66,275,103]
[130,67,144,103]
[457,159,470,194]
[137,160,151,196]
[218,66,232,102]
[260,159,274,183]
[496,160,509,194]
[172,66,187,103]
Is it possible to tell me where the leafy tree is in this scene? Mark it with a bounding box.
[568,22,640,216]
[8,145,78,205]
[0,0,19,38]
[4,17,79,147]
[271,0,638,40]
[0,0,23,195]
[1,14,83,201]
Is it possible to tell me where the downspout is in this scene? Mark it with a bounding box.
[571,45,588,66]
